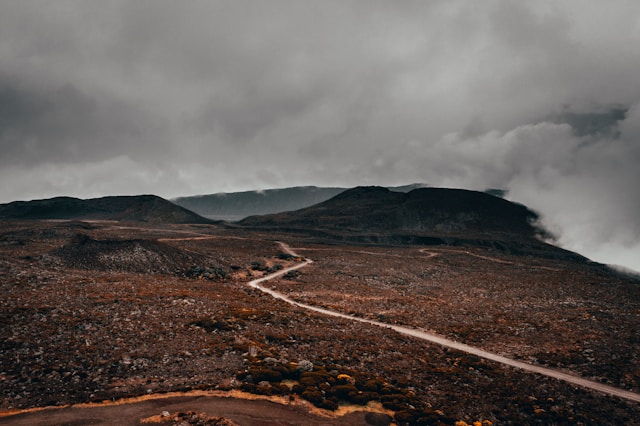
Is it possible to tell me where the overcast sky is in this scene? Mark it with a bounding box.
[1,1,639,271]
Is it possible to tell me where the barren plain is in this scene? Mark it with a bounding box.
[1,220,640,425]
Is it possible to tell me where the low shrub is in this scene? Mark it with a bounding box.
[239,382,256,393]
[394,408,457,425]
[249,366,282,383]
[349,391,379,405]
[267,264,283,273]
[316,397,339,411]
[284,270,300,280]
[327,384,358,399]
[190,317,232,331]
[300,387,324,405]
[270,383,290,395]
[381,393,411,411]
[359,378,385,392]
[299,371,330,387]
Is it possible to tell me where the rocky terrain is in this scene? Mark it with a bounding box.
[52,233,221,276]
[1,219,640,424]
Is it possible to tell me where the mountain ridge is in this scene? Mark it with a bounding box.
[238,186,578,259]
[0,194,213,224]
[172,184,431,220]
[240,186,537,235]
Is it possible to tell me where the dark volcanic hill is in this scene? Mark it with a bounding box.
[172,184,432,220]
[239,186,575,258]
[239,186,538,235]
[0,195,213,224]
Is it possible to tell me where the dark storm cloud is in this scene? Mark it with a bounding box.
[552,106,627,138]
[1,1,640,270]
[0,76,151,166]
[193,81,330,144]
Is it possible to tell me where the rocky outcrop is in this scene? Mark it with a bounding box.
[52,233,226,276]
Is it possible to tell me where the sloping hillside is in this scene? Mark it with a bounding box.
[173,186,348,220]
[240,186,535,235]
[0,195,213,224]
[172,184,432,220]
[239,186,576,258]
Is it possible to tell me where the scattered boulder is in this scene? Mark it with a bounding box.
[365,412,393,426]
[296,360,314,373]
[186,266,227,280]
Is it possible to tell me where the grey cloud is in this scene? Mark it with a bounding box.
[193,80,331,144]
[551,106,627,138]
[388,106,640,270]
[0,78,155,166]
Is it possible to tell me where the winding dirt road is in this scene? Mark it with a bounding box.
[249,243,640,404]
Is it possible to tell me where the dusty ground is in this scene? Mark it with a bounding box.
[272,243,640,392]
[0,392,382,426]
[1,220,640,425]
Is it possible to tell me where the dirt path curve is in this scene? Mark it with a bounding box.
[418,247,561,271]
[250,243,640,404]
[419,247,516,265]
[0,392,372,426]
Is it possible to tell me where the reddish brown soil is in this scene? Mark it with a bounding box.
[1,220,639,424]
[273,243,640,391]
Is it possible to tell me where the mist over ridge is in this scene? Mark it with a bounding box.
[1,2,639,271]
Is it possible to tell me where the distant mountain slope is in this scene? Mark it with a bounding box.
[172,184,431,220]
[239,186,574,258]
[0,195,213,224]
[172,186,346,221]
[240,186,536,235]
